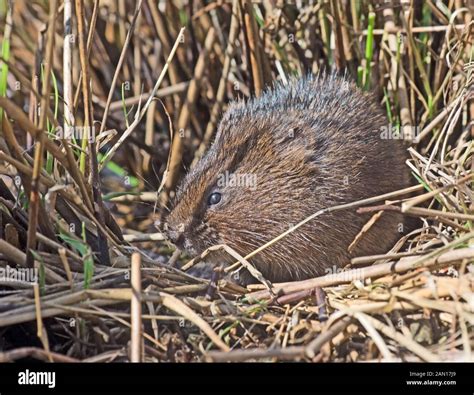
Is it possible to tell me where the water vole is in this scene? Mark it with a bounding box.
[165,74,411,284]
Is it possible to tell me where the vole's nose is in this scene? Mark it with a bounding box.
[166,226,185,249]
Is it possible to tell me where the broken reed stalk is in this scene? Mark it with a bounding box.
[130,252,142,362]
[33,283,53,362]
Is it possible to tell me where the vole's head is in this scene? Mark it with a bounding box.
[164,90,322,266]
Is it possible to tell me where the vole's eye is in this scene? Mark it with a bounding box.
[207,192,222,206]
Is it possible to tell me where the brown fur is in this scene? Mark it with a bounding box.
[165,74,411,284]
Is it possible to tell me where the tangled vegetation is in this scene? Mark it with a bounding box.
[0,0,472,362]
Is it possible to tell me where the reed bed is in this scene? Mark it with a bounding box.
[0,0,472,362]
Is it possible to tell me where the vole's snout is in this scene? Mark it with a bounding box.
[162,221,186,250]
[158,217,185,250]
[168,230,185,249]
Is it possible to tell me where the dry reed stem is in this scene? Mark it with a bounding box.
[25,0,58,268]
[247,246,474,301]
[130,252,143,362]
[164,27,217,195]
[99,1,143,138]
[100,27,185,168]
[33,283,53,362]
[192,0,240,165]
